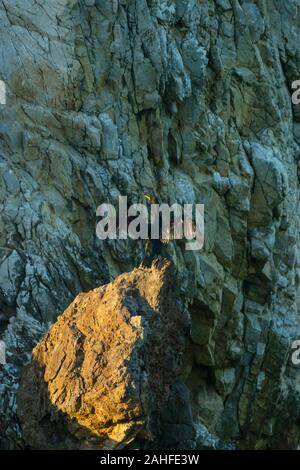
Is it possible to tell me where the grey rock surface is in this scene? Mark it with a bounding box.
[0,0,299,449]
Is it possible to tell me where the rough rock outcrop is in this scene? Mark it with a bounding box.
[17,261,190,449]
[0,0,300,450]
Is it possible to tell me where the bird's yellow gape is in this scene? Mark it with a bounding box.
[144,194,158,204]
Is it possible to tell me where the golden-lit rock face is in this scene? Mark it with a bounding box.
[17,261,188,449]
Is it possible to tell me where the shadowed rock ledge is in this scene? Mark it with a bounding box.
[17,261,192,449]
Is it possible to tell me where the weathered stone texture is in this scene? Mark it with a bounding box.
[0,0,300,449]
[17,261,189,449]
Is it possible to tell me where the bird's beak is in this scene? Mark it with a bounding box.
[144,194,151,201]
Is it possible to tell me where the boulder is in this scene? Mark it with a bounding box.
[17,261,188,449]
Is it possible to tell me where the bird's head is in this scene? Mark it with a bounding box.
[144,193,158,204]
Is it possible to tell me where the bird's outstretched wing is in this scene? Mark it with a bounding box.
[160,215,197,243]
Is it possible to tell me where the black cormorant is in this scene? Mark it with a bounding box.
[142,193,199,266]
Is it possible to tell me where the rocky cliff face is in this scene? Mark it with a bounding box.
[0,0,300,450]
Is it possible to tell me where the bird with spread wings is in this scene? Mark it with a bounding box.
[142,193,198,266]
